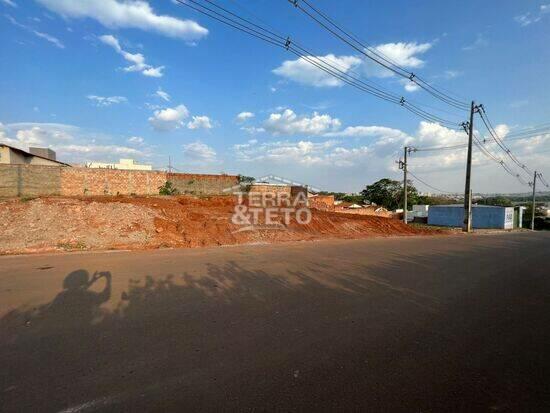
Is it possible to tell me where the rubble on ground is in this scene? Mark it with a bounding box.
[0,196,445,255]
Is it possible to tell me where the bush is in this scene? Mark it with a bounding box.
[158,181,179,195]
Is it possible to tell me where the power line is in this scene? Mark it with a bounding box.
[478,106,533,176]
[174,0,462,127]
[222,0,464,121]
[538,173,550,188]
[507,124,550,137]
[471,131,528,186]
[175,0,542,191]
[173,0,400,106]
[504,127,550,141]
[413,143,468,152]
[290,0,471,110]
[407,170,455,194]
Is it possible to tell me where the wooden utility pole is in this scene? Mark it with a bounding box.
[531,170,538,231]
[463,101,476,233]
[403,146,408,224]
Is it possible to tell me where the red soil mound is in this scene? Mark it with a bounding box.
[0,195,445,255]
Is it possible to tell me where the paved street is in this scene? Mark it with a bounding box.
[1,232,549,412]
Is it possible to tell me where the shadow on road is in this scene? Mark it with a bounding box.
[1,240,549,412]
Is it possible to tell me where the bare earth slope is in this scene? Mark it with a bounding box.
[0,196,443,254]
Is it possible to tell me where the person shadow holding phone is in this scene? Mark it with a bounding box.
[43,269,112,329]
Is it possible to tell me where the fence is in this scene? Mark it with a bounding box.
[0,164,239,197]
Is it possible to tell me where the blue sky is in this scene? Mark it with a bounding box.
[1,0,549,193]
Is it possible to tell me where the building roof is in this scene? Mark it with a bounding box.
[0,143,71,166]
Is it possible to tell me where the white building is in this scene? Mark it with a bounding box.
[86,159,152,171]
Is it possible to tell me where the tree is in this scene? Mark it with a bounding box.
[361,178,418,210]
[417,195,456,206]
[158,181,178,195]
[238,175,255,184]
[237,175,255,192]
[477,196,513,207]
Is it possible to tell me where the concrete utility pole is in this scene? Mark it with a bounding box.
[403,146,408,224]
[531,170,538,231]
[463,101,476,233]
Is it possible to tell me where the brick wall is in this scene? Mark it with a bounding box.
[0,165,61,197]
[60,168,166,196]
[169,173,239,195]
[309,195,335,211]
[249,183,291,195]
[0,164,239,197]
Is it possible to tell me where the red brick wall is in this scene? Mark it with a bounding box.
[309,195,335,211]
[168,173,239,195]
[0,165,239,197]
[60,168,167,196]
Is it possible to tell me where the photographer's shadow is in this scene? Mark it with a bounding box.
[32,269,112,331]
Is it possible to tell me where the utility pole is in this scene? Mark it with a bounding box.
[463,101,477,233]
[403,146,408,224]
[168,156,172,174]
[531,170,538,231]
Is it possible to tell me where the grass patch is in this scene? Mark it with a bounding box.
[57,240,87,251]
[20,196,36,202]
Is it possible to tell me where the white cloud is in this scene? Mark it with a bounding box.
[325,125,410,140]
[142,66,164,78]
[127,136,144,145]
[32,30,65,48]
[264,109,341,136]
[0,122,150,163]
[155,88,170,102]
[240,126,265,135]
[1,0,17,7]
[371,42,432,68]
[273,42,432,86]
[462,34,489,51]
[399,78,421,92]
[86,95,127,106]
[148,104,189,131]
[234,139,343,166]
[236,111,254,123]
[229,118,550,193]
[515,12,541,26]
[61,144,142,156]
[99,34,164,77]
[36,0,208,41]
[442,70,461,79]
[5,124,75,148]
[414,121,466,148]
[187,115,213,130]
[362,42,432,78]
[493,124,510,140]
[5,14,64,48]
[232,138,373,167]
[182,141,218,164]
[273,54,361,87]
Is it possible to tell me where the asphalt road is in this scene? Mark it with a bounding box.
[1,232,549,412]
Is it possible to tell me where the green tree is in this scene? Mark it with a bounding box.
[158,181,178,195]
[361,178,418,210]
[238,175,256,184]
[417,195,455,206]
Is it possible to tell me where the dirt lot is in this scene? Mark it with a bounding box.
[0,195,444,255]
